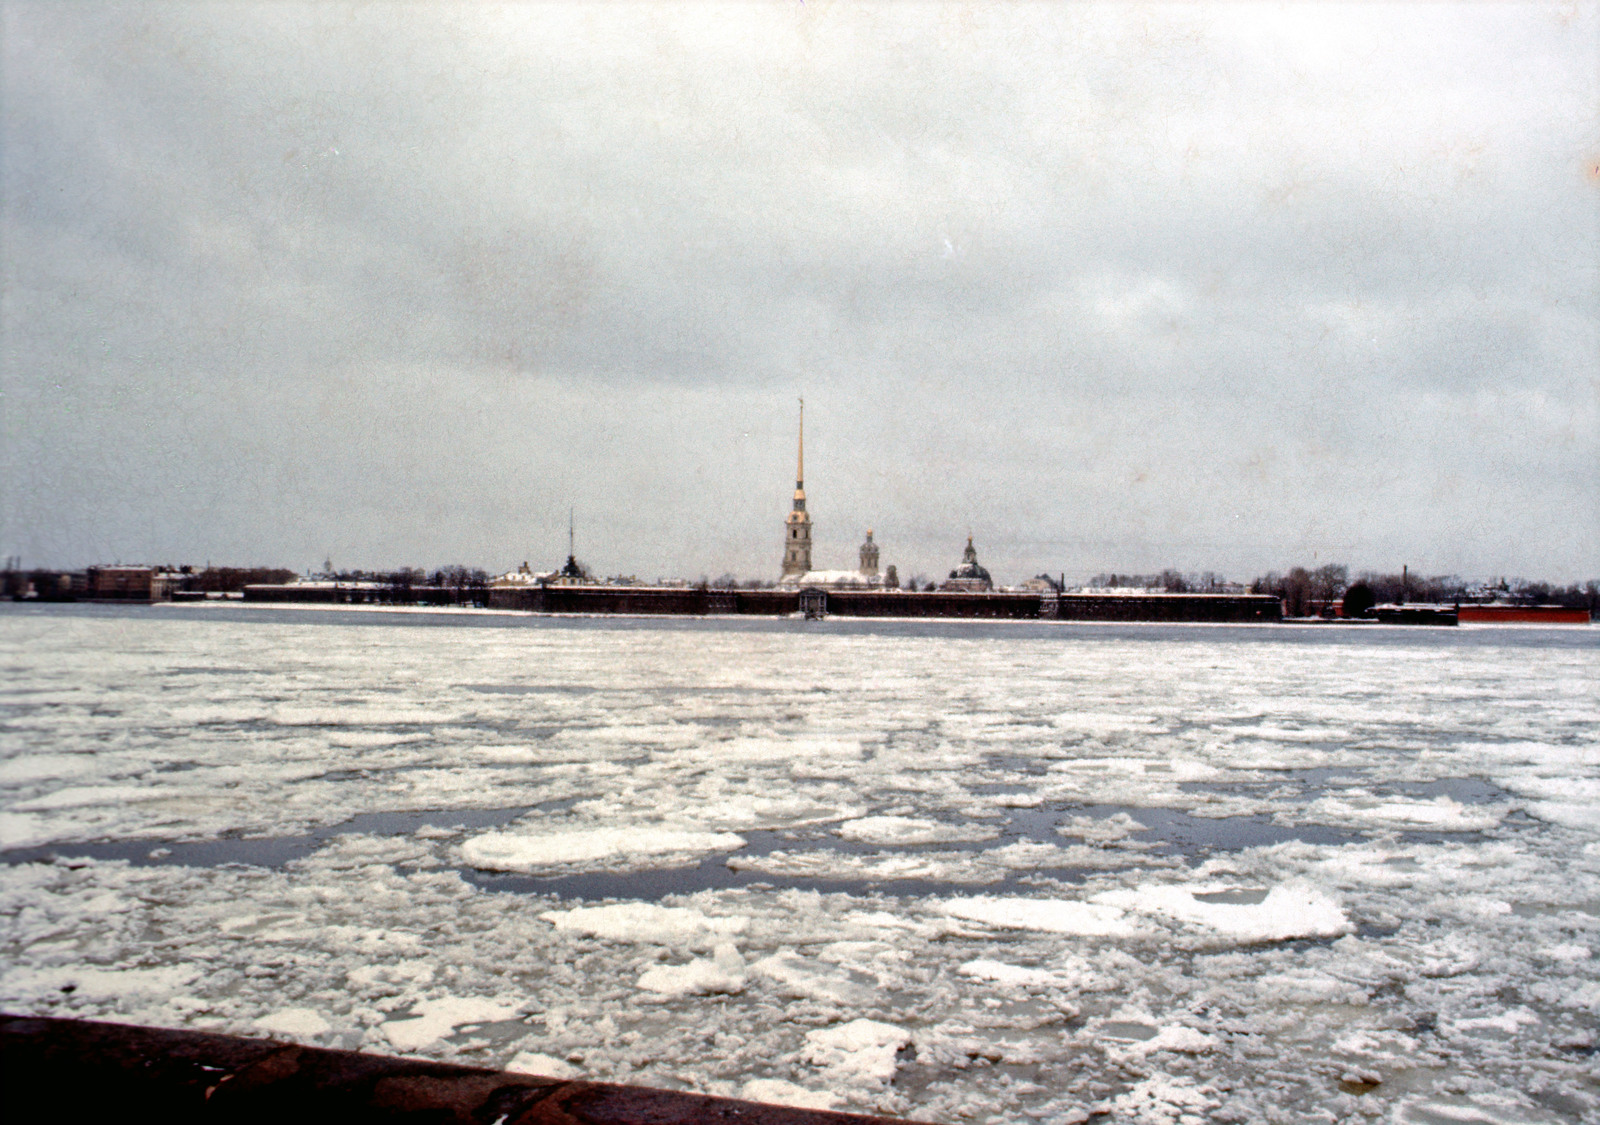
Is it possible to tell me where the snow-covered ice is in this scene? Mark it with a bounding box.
[539,903,748,946]
[254,1007,332,1037]
[803,1019,911,1085]
[1090,879,1352,943]
[2,604,1597,1122]
[381,995,522,1052]
[505,1050,582,1079]
[461,826,747,873]
[940,896,1144,937]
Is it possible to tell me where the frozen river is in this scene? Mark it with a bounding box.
[1,604,1596,1122]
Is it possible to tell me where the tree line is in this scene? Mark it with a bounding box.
[1249,566,1600,617]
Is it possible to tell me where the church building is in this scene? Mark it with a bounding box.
[777,401,886,589]
[940,536,993,592]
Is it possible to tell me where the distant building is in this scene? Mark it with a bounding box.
[940,537,993,592]
[492,511,593,588]
[491,562,544,588]
[1015,574,1063,594]
[491,556,592,589]
[86,566,177,602]
[781,568,879,590]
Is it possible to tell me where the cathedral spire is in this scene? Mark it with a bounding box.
[781,397,813,578]
[796,397,805,492]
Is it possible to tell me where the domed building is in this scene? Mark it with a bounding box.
[940,536,992,592]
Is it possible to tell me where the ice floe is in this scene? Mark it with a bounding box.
[740,1078,841,1110]
[835,815,1000,845]
[956,959,1065,989]
[505,1050,581,1079]
[460,825,746,872]
[939,896,1143,937]
[802,1019,910,1085]
[253,1007,332,1038]
[1091,880,1352,942]
[381,995,520,1052]
[636,943,746,997]
[540,902,748,947]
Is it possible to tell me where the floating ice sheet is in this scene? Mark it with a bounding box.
[2,606,1597,1124]
[461,825,747,873]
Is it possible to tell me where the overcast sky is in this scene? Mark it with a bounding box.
[3,2,1596,584]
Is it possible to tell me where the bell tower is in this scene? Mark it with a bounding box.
[782,399,813,578]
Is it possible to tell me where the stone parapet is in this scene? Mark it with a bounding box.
[0,1014,923,1125]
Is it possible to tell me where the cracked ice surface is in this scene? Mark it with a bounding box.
[1,605,1598,1123]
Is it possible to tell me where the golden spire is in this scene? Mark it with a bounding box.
[796,397,804,489]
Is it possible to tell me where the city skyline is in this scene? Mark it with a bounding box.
[3,3,1596,582]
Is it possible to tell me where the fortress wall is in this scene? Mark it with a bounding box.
[1054,593,1282,622]
[266,584,1284,622]
[826,590,1044,618]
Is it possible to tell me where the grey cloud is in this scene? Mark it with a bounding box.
[3,2,1595,581]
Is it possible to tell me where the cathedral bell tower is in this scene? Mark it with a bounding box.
[782,399,813,578]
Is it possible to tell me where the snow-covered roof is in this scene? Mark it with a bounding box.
[778,569,878,588]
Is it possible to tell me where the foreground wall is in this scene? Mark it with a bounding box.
[0,1014,913,1125]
